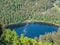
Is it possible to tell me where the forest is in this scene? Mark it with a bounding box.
[0,0,60,25]
[0,0,60,45]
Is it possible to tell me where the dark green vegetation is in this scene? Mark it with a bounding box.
[0,0,57,25]
[0,19,5,36]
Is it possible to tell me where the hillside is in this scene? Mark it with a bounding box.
[0,0,56,25]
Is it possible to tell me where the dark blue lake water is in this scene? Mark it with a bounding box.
[11,23,58,38]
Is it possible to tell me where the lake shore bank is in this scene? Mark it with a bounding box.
[5,20,60,28]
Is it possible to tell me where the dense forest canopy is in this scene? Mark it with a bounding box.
[0,0,58,25]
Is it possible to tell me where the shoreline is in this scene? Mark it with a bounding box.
[5,20,60,28]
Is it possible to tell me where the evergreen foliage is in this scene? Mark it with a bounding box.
[0,0,56,24]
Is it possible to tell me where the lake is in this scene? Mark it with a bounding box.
[7,23,58,38]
